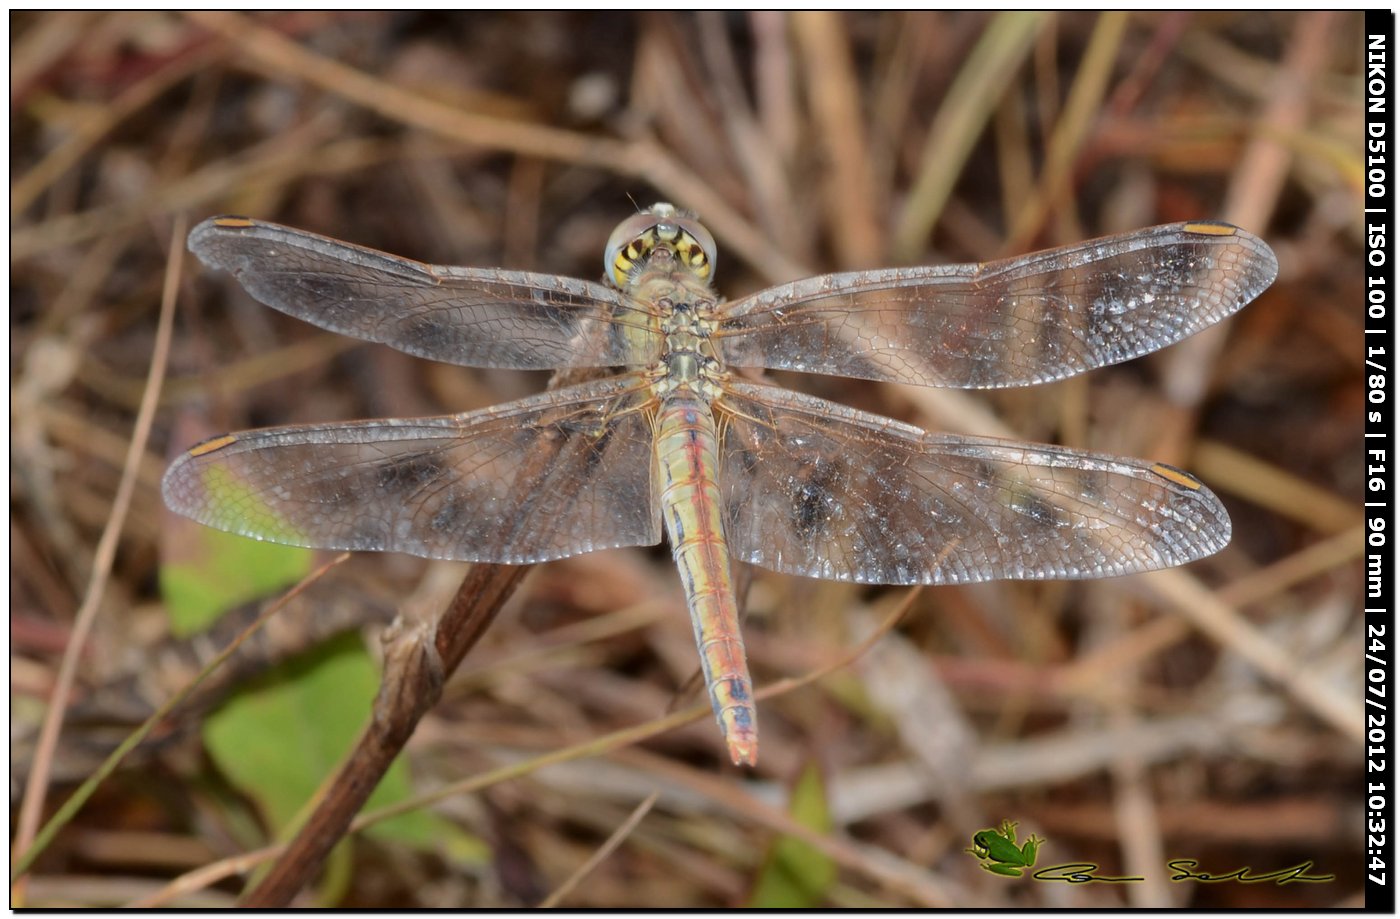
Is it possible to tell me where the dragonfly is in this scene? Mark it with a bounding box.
[162,204,1277,766]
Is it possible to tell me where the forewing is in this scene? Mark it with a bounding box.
[716,380,1230,584]
[162,375,662,563]
[718,222,1277,388]
[188,217,662,369]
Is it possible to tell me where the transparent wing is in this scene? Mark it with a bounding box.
[188,217,663,369]
[718,222,1277,388]
[716,379,1230,584]
[162,375,662,563]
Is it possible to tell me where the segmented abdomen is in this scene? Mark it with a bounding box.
[654,391,757,765]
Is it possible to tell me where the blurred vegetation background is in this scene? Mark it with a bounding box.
[11,11,1366,908]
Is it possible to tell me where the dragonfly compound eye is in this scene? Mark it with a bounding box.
[604,203,718,287]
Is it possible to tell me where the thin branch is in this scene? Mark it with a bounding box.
[537,792,659,908]
[11,215,185,899]
[11,554,350,881]
[138,585,923,905]
[239,561,531,906]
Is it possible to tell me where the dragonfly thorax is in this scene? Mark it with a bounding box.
[655,296,724,399]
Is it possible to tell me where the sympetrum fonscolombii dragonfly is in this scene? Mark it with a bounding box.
[163,204,1277,765]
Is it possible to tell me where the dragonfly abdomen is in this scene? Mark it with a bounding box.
[654,392,757,766]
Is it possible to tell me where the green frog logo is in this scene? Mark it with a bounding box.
[966,820,1044,877]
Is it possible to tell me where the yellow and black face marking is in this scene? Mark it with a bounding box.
[610,225,712,287]
[604,203,718,288]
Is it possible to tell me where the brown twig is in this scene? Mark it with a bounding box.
[240,343,625,906]
[240,559,531,905]
[144,582,921,905]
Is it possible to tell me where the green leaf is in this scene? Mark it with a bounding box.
[204,634,487,872]
[159,491,486,882]
[749,762,836,908]
[159,523,314,636]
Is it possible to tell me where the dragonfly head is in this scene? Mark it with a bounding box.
[605,202,717,288]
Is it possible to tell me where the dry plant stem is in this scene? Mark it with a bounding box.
[12,45,209,216]
[1194,439,1359,534]
[1108,701,1172,906]
[538,791,660,908]
[1002,10,1130,253]
[696,12,794,250]
[15,13,805,281]
[11,12,96,98]
[614,747,955,908]
[10,216,184,901]
[182,10,805,285]
[892,12,1048,262]
[241,562,531,907]
[11,554,349,883]
[1141,568,1363,742]
[153,587,922,906]
[245,366,592,903]
[356,586,922,835]
[132,847,279,909]
[1162,11,1335,410]
[1223,11,1335,247]
[792,11,884,267]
